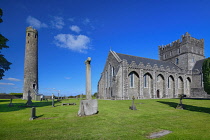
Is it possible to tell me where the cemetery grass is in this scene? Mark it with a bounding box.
[1,98,210,140]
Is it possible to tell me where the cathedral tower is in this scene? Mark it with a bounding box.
[159,32,205,70]
[23,27,38,100]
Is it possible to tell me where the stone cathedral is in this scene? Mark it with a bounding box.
[98,33,207,100]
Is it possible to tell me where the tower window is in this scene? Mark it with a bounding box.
[176,58,179,65]
[28,33,30,36]
[35,34,37,38]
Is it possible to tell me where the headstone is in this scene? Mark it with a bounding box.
[129,96,137,110]
[176,94,186,109]
[8,98,14,107]
[78,57,98,116]
[26,90,33,106]
[29,107,37,120]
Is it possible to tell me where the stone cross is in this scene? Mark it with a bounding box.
[85,57,92,100]
[26,90,33,106]
[129,96,137,110]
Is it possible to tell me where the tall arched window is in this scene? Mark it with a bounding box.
[130,72,134,88]
[144,75,147,87]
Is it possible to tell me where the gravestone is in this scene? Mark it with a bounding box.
[129,96,137,110]
[176,94,186,109]
[26,90,33,106]
[29,107,37,120]
[78,57,98,116]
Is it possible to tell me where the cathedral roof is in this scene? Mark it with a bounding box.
[115,52,181,69]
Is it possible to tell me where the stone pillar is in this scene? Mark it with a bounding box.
[139,69,144,99]
[85,57,92,100]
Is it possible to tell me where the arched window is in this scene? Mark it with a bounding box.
[144,75,147,87]
[111,67,114,76]
[130,73,134,88]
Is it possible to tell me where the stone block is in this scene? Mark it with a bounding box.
[78,99,98,116]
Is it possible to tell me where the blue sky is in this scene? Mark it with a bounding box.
[0,0,210,96]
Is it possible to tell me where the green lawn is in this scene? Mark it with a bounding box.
[1,98,210,140]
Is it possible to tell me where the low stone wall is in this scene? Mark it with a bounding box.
[0,95,22,99]
[191,88,207,98]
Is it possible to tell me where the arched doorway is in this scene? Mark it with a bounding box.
[157,90,160,98]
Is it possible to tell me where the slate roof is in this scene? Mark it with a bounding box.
[116,53,181,69]
[192,59,206,71]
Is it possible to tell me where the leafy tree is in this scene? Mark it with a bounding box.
[202,57,210,94]
[0,9,12,80]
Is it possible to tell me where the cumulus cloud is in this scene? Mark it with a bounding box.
[70,25,81,33]
[26,16,48,29]
[51,16,65,29]
[0,83,15,85]
[54,34,90,53]
[4,78,21,81]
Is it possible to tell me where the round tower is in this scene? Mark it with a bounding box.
[23,27,38,100]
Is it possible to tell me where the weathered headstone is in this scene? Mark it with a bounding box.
[176,94,186,109]
[29,107,37,120]
[78,57,98,116]
[129,96,137,110]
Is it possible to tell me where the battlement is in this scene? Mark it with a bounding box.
[159,32,204,51]
[26,26,38,33]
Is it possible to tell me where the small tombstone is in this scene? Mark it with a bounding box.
[129,96,137,110]
[26,90,33,106]
[8,98,14,107]
[52,93,55,107]
[29,107,37,120]
[176,94,186,109]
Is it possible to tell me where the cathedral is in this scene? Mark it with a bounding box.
[98,33,207,100]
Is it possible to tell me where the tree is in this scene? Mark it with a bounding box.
[0,9,11,79]
[202,57,210,94]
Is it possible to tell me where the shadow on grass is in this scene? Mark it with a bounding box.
[157,101,210,114]
[0,100,61,113]
[0,99,10,102]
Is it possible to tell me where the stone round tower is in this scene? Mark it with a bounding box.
[23,27,38,100]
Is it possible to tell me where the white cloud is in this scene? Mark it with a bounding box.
[70,25,81,33]
[54,34,90,53]
[0,83,15,85]
[26,16,48,29]
[4,78,21,81]
[51,16,65,29]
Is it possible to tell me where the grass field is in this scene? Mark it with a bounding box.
[1,98,210,140]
